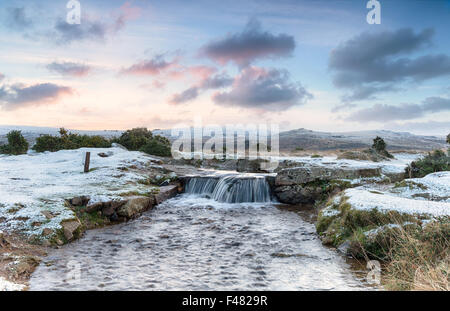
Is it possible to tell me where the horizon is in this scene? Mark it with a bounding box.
[0,123,447,138]
[0,0,449,135]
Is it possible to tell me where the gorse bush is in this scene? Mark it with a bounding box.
[406,149,449,178]
[0,130,29,155]
[33,128,111,152]
[140,136,172,157]
[113,128,153,151]
[112,128,172,157]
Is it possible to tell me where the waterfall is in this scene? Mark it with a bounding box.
[184,175,272,203]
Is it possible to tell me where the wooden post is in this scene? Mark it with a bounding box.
[84,152,91,173]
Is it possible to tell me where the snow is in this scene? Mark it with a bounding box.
[393,171,450,202]
[0,147,158,236]
[343,188,450,217]
[277,153,422,174]
[0,277,25,291]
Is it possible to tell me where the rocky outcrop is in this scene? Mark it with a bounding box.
[62,183,181,245]
[117,196,155,218]
[155,185,179,204]
[273,166,381,204]
[60,219,82,241]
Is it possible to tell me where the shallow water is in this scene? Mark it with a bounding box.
[30,195,370,290]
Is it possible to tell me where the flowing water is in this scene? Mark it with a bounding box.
[30,175,370,290]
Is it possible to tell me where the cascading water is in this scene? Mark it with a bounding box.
[184,175,272,203]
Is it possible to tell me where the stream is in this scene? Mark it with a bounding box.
[30,174,371,290]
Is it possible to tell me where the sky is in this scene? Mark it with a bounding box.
[0,0,449,135]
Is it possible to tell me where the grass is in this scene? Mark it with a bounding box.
[316,195,449,290]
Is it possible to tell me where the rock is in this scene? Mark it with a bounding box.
[109,213,119,222]
[237,159,271,173]
[155,185,179,204]
[274,184,323,204]
[41,210,54,219]
[70,196,90,206]
[42,228,53,236]
[159,180,170,186]
[97,151,113,158]
[117,196,154,218]
[111,200,127,210]
[275,166,381,186]
[61,219,82,241]
[101,205,115,217]
[337,240,351,255]
[86,202,103,213]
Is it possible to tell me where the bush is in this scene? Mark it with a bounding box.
[371,136,394,159]
[406,149,450,178]
[32,128,111,152]
[0,130,29,155]
[140,135,171,157]
[114,128,153,151]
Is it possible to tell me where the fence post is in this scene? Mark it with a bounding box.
[84,152,91,173]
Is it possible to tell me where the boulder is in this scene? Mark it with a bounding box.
[155,185,179,204]
[117,196,155,218]
[101,205,115,217]
[70,196,90,206]
[86,202,103,213]
[275,166,381,186]
[237,159,268,173]
[61,219,82,241]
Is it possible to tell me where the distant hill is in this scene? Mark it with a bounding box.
[278,128,447,151]
[0,125,447,151]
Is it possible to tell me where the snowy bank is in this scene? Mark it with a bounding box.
[0,276,25,291]
[0,147,159,237]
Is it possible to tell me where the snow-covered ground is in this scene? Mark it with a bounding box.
[0,147,158,236]
[0,276,25,291]
[343,188,450,217]
[277,153,422,175]
[392,171,450,202]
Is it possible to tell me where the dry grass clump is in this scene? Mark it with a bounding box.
[351,219,449,291]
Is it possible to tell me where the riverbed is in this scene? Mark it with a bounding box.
[30,193,370,290]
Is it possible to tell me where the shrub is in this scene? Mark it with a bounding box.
[115,128,152,151]
[371,136,394,158]
[0,130,29,155]
[140,135,171,157]
[406,149,449,178]
[32,128,111,152]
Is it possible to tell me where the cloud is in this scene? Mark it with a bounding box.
[122,55,178,76]
[169,72,233,104]
[383,121,450,135]
[170,87,199,104]
[52,18,108,44]
[345,97,450,122]
[200,73,234,89]
[46,61,92,77]
[329,28,450,102]
[422,96,450,112]
[0,73,4,82]
[213,67,312,111]
[5,7,33,30]
[201,18,295,67]
[0,82,73,110]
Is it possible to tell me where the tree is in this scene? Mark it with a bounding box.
[372,136,387,152]
[0,130,29,155]
[447,133,450,144]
